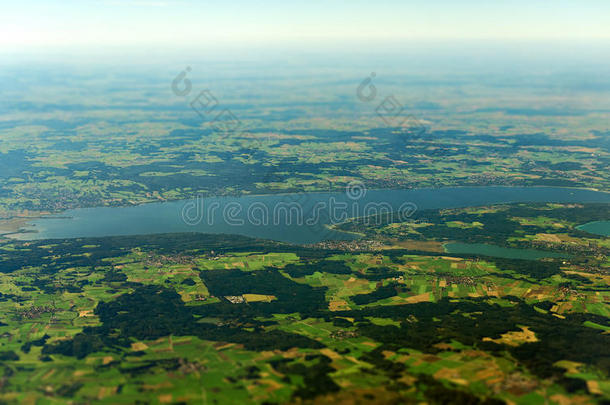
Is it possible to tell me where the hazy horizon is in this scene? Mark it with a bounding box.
[2,0,610,54]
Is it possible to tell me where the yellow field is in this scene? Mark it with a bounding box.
[243,294,277,303]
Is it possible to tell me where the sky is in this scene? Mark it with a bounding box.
[2,0,610,53]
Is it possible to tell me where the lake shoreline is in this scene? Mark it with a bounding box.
[576,221,610,237]
[8,186,610,244]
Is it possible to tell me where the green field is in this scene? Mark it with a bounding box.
[0,203,608,404]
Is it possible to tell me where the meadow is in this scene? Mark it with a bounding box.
[0,203,607,403]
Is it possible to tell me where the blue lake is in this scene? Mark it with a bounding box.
[576,221,610,237]
[11,186,610,244]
